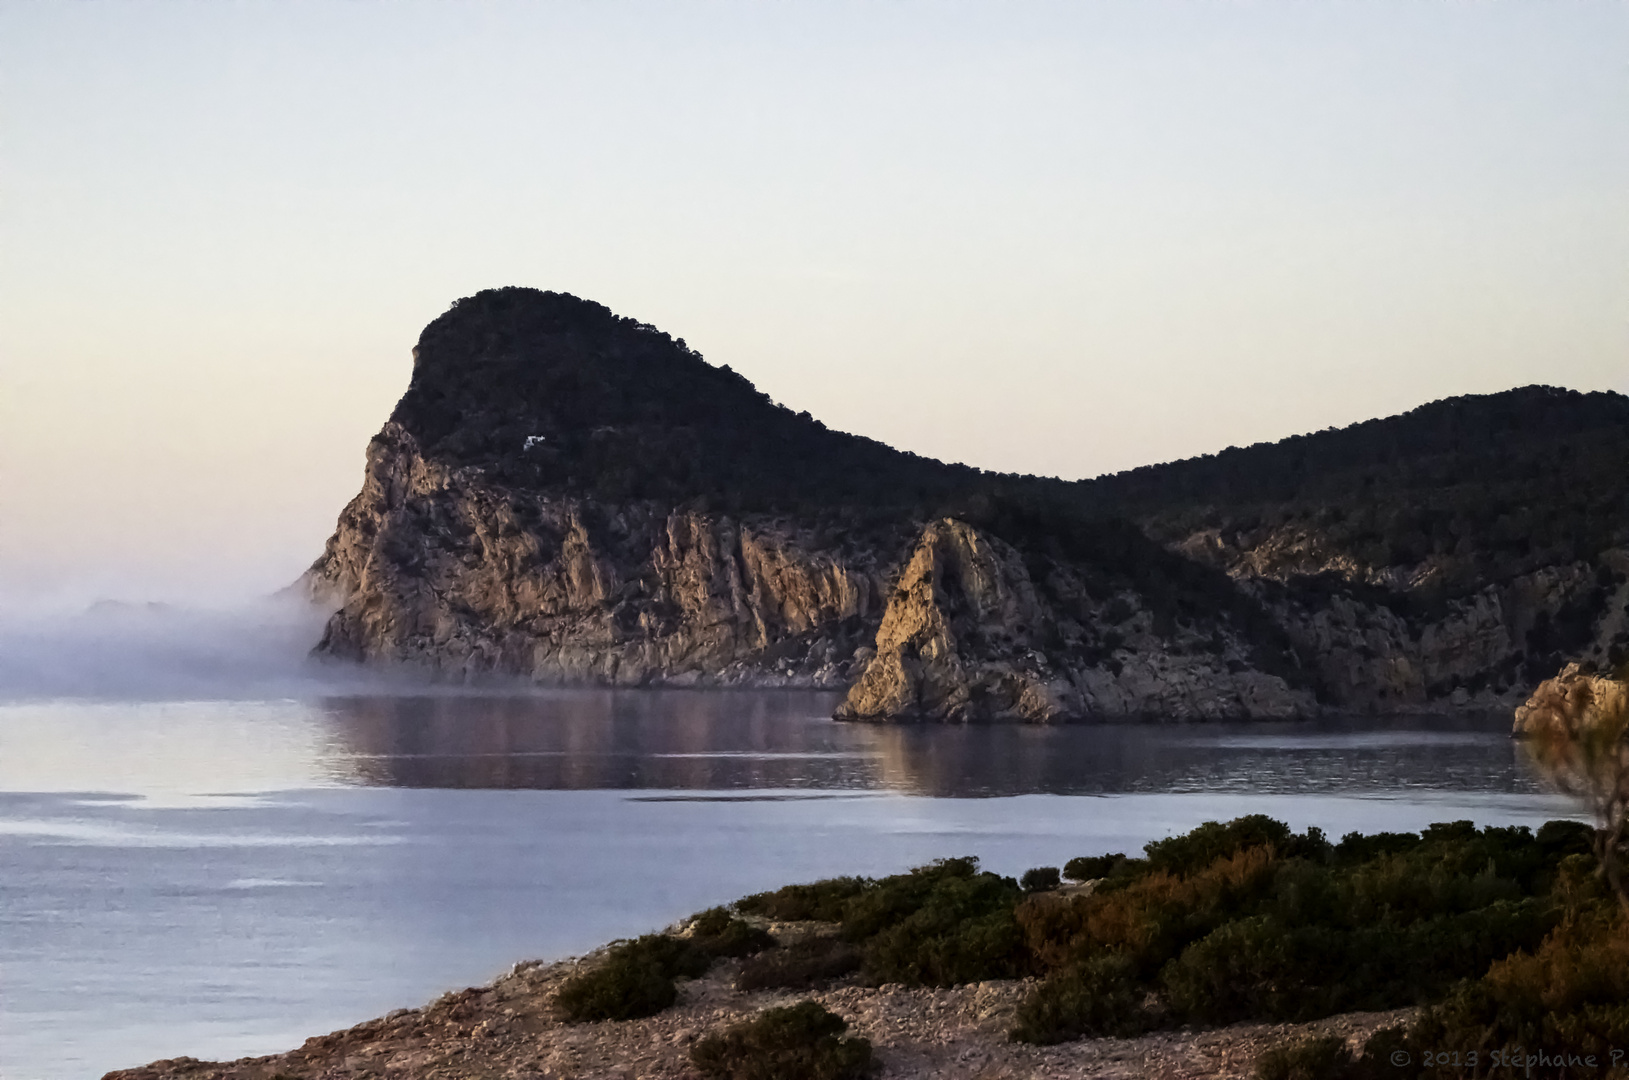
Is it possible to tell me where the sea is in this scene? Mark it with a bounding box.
[0,616,1576,1079]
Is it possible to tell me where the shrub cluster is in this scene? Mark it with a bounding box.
[738,858,1029,988]
[1021,866,1062,893]
[553,933,710,1022]
[690,1001,871,1080]
[737,877,870,922]
[1346,862,1629,1077]
[555,910,775,1023]
[1013,815,1594,1043]
[1062,853,1126,883]
[689,907,777,959]
[566,813,1607,1056]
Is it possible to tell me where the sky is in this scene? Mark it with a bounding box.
[2,1,1625,605]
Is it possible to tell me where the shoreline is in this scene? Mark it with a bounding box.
[102,920,1416,1080]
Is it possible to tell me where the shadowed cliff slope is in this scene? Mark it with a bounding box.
[305,288,1629,720]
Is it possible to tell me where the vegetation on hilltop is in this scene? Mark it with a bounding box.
[398,291,1628,576]
[400,290,1628,554]
[1081,386,1629,591]
[394,287,1011,517]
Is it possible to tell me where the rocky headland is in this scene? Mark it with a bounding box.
[303,287,1629,721]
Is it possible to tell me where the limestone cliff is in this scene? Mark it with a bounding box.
[305,288,1629,720]
[1512,662,1629,739]
[307,423,893,687]
[1173,527,1629,714]
[835,519,1315,722]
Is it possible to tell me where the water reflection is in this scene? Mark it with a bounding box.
[318,693,1544,798]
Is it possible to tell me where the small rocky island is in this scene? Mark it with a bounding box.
[302,287,1629,721]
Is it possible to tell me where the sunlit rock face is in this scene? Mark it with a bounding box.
[1512,661,1629,739]
[835,518,1317,723]
[306,423,893,688]
[306,288,1629,719]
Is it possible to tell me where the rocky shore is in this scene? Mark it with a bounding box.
[104,919,1413,1080]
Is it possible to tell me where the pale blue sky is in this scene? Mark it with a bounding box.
[2,2,1625,602]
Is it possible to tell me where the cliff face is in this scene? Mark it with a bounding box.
[1512,661,1629,739]
[1176,529,1629,714]
[834,519,1315,722]
[308,423,893,688]
[305,287,1629,720]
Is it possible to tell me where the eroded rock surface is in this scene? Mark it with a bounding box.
[307,423,893,688]
[837,519,1316,722]
[1513,660,1629,738]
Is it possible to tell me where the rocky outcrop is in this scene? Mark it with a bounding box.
[835,519,1317,722]
[1179,525,1629,714]
[305,423,893,688]
[1512,661,1629,738]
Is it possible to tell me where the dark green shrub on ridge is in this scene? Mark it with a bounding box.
[839,857,985,941]
[1062,853,1127,883]
[1009,953,1152,1044]
[554,933,709,1022]
[1400,910,1629,1077]
[689,907,776,958]
[853,861,1029,985]
[1021,867,1062,893]
[690,1001,871,1080]
[1008,816,1600,1043]
[1143,814,1325,876]
[737,877,870,922]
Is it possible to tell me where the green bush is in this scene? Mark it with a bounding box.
[690,1001,871,1080]
[736,934,863,991]
[1010,952,1152,1044]
[737,877,870,922]
[690,908,776,958]
[1062,853,1127,883]
[1021,867,1062,893]
[839,857,983,940]
[1164,900,1554,1025]
[858,864,1028,985]
[554,934,709,1022]
[866,906,1029,986]
[1143,815,1323,876]
[1405,912,1629,1077]
[1017,843,1282,976]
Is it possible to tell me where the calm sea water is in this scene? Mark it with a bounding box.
[0,690,1575,1080]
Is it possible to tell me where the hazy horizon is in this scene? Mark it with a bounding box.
[4,1,1624,605]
